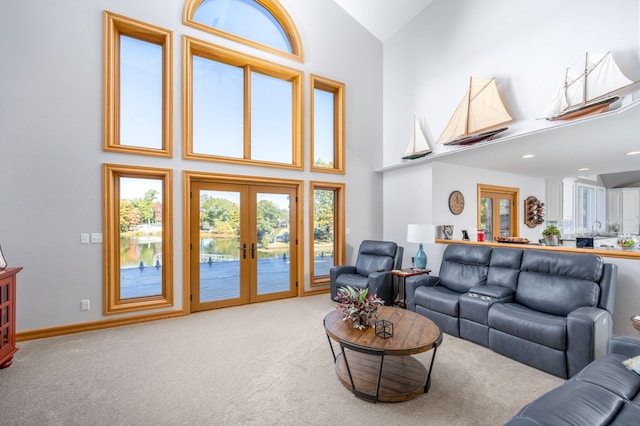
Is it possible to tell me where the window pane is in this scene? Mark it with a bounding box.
[313,189,335,278]
[256,193,291,295]
[500,199,511,237]
[251,72,292,163]
[120,177,163,299]
[192,57,244,158]
[120,36,163,149]
[313,89,335,168]
[481,197,493,242]
[193,0,291,53]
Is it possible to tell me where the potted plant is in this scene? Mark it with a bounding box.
[334,286,384,330]
[542,224,561,246]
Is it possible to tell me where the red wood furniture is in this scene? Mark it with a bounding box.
[1,267,22,369]
[390,268,431,308]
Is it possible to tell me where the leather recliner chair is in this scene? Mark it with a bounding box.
[330,240,403,306]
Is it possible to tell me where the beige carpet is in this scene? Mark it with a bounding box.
[0,295,564,425]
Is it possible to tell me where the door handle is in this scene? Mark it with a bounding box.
[241,243,247,259]
[251,243,255,259]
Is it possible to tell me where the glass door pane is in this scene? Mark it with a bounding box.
[254,190,293,296]
[499,198,512,237]
[198,189,242,303]
[481,197,494,242]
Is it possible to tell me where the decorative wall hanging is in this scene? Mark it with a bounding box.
[525,196,545,228]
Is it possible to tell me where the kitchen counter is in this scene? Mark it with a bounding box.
[436,239,640,260]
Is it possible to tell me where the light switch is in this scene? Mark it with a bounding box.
[80,234,90,244]
[90,233,103,243]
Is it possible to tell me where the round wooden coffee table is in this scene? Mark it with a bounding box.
[324,306,442,402]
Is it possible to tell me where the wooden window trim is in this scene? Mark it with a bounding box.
[103,164,174,314]
[182,36,303,170]
[310,75,345,174]
[477,183,520,238]
[182,0,304,62]
[103,11,173,157]
[309,181,345,287]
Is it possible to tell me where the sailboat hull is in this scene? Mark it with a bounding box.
[546,96,619,121]
[402,149,432,160]
[442,127,508,146]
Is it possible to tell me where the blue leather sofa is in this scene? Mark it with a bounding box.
[405,244,617,378]
[506,335,640,425]
[330,240,403,306]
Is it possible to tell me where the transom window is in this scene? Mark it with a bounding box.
[183,0,303,61]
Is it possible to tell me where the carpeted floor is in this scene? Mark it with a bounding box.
[0,295,565,425]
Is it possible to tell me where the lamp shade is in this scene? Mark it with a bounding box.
[407,224,435,244]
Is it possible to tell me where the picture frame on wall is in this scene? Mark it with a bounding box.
[0,245,7,270]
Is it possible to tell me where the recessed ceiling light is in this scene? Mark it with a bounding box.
[521,154,535,159]
[578,167,590,171]
[626,151,640,156]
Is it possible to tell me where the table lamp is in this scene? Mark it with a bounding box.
[407,224,435,269]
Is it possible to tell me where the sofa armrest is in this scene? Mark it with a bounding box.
[405,275,440,311]
[608,335,640,357]
[330,265,355,278]
[567,307,613,377]
[367,270,393,306]
[468,285,514,300]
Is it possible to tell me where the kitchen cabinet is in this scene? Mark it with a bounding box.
[545,178,576,234]
[622,189,640,234]
[608,188,640,234]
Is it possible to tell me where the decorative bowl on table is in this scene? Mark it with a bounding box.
[617,238,636,249]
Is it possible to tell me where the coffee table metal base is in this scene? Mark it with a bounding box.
[335,351,431,402]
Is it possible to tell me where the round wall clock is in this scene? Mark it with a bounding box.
[448,190,465,215]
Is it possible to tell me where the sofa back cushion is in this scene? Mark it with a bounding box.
[516,250,603,316]
[439,244,492,293]
[355,240,397,276]
[487,247,523,291]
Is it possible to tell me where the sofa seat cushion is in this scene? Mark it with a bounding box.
[414,285,460,317]
[574,353,640,400]
[489,303,566,350]
[334,274,368,290]
[509,380,624,425]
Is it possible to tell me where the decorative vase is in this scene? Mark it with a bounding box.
[544,235,559,246]
[415,243,427,269]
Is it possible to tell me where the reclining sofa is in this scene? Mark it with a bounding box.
[506,335,640,425]
[405,244,617,378]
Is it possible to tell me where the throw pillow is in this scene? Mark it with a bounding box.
[622,355,640,375]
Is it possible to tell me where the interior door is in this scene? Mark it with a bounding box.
[479,185,518,242]
[190,181,297,312]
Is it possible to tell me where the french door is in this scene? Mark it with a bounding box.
[478,184,519,242]
[190,181,297,311]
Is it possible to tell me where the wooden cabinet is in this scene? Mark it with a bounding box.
[0,267,22,369]
[622,189,640,235]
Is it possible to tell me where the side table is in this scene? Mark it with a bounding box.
[390,268,431,308]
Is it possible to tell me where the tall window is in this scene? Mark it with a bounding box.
[183,37,303,169]
[309,182,345,286]
[310,75,345,174]
[103,164,173,314]
[183,0,303,61]
[478,184,519,242]
[103,11,173,157]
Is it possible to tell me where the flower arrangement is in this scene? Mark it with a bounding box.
[334,286,384,330]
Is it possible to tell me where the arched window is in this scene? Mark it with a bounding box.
[183,0,303,61]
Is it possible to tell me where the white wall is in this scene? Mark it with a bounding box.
[0,0,383,331]
[382,0,640,336]
[382,0,640,167]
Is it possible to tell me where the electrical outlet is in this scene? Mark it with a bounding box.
[90,233,103,243]
[80,233,90,244]
[81,300,90,311]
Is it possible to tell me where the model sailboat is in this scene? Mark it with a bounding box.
[539,51,636,121]
[402,116,432,160]
[437,77,512,146]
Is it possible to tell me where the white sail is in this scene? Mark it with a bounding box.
[437,77,512,144]
[402,116,432,159]
[540,51,635,120]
